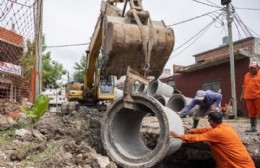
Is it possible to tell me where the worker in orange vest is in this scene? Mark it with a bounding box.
[170,111,255,168]
[240,61,260,132]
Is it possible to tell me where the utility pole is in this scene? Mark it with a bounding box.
[35,0,43,98]
[67,72,70,83]
[222,0,237,118]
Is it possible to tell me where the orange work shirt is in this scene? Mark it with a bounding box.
[180,123,255,168]
[242,70,260,99]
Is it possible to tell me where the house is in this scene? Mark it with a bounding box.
[42,88,67,112]
[163,37,260,116]
[0,27,26,102]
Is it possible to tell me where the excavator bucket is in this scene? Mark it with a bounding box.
[101,15,175,78]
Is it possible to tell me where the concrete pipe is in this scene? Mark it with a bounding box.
[115,88,124,100]
[153,94,169,106]
[147,80,174,98]
[166,94,197,116]
[135,83,148,94]
[101,94,184,167]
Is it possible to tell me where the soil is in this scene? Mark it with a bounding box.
[0,103,259,168]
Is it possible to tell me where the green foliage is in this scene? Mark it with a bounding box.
[19,35,67,89]
[20,95,50,121]
[72,54,103,83]
[73,54,86,83]
[0,130,14,145]
[19,40,35,80]
[42,53,67,88]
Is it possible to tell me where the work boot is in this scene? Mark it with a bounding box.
[193,119,200,128]
[246,118,257,132]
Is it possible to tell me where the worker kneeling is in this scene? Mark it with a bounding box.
[170,111,255,168]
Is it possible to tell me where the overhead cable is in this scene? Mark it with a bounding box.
[169,11,225,59]
[167,9,223,27]
[233,18,246,49]
[233,7,260,11]
[46,43,89,48]
[233,11,260,45]
[191,0,222,8]
[206,0,221,7]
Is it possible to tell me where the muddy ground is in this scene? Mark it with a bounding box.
[0,104,259,168]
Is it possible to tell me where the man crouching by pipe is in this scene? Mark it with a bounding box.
[170,111,255,168]
[177,90,222,128]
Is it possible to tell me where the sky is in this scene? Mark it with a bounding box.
[42,0,260,80]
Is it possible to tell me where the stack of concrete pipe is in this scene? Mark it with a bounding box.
[145,80,197,116]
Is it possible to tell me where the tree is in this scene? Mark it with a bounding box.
[20,40,35,80]
[73,54,86,83]
[20,35,67,89]
[72,54,104,83]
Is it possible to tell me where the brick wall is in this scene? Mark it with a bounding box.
[195,39,254,63]
[173,58,249,116]
[0,27,24,47]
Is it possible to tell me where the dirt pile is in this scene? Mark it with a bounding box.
[0,106,117,168]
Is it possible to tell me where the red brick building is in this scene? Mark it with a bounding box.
[0,27,25,101]
[162,37,260,116]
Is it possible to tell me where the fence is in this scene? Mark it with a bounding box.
[0,0,39,103]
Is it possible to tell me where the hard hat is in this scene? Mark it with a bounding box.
[249,61,258,68]
[194,90,206,100]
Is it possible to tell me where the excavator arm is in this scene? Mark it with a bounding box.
[84,1,122,100]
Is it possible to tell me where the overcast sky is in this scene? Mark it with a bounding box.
[42,0,260,79]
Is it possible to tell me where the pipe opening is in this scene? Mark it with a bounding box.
[136,83,146,93]
[154,95,166,106]
[167,95,185,112]
[147,81,158,96]
[140,116,160,150]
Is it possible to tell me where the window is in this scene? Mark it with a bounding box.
[202,81,221,93]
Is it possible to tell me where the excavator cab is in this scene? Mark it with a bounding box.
[98,75,116,100]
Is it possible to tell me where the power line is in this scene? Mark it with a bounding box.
[190,0,222,8]
[167,9,223,27]
[233,11,260,45]
[170,11,225,59]
[206,0,221,7]
[233,7,260,11]
[46,43,89,48]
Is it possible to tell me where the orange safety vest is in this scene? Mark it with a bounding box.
[243,70,260,99]
[180,123,255,168]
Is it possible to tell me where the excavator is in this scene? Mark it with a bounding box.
[66,0,175,107]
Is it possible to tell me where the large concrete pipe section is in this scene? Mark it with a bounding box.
[101,94,184,167]
[134,83,148,94]
[146,80,174,98]
[153,94,169,106]
[166,94,197,116]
